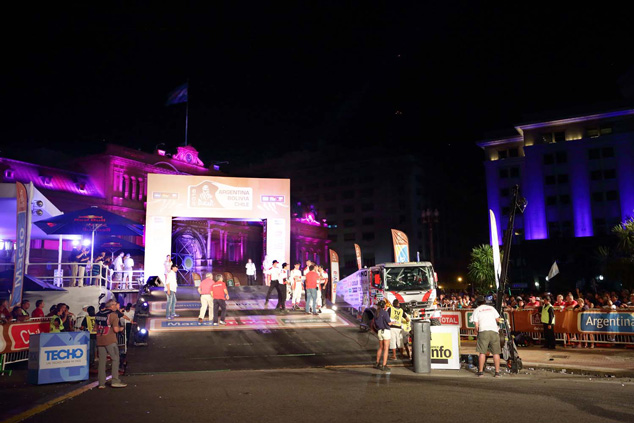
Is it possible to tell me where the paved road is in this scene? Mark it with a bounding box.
[20,366,634,423]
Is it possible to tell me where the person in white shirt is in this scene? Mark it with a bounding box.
[470,296,502,377]
[245,258,257,286]
[163,254,172,285]
[264,260,284,310]
[262,255,272,287]
[165,265,179,320]
[122,254,134,289]
[113,252,124,287]
[280,262,289,311]
[290,263,303,310]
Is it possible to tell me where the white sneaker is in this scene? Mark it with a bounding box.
[219,321,226,325]
[111,381,127,388]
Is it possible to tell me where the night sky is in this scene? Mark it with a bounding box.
[2,4,633,170]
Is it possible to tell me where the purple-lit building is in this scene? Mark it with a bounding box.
[478,108,634,289]
[0,144,328,283]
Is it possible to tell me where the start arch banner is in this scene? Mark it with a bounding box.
[145,174,290,277]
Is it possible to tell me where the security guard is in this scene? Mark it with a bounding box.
[49,306,65,333]
[540,295,556,349]
[389,299,405,359]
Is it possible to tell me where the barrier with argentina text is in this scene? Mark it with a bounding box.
[28,331,89,385]
[453,308,634,337]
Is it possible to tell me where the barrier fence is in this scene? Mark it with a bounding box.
[440,308,634,346]
[1,317,127,373]
[26,261,145,290]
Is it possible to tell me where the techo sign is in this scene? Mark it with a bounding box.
[40,345,87,369]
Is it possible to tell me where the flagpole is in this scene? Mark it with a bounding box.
[185,80,189,146]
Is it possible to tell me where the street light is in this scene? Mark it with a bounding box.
[421,208,439,263]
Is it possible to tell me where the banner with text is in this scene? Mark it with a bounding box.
[391,229,409,263]
[10,182,28,309]
[354,244,362,270]
[330,249,340,303]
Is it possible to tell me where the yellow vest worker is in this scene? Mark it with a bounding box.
[49,315,64,333]
[541,303,555,324]
[390,306,404,328]
[86,315,96,334]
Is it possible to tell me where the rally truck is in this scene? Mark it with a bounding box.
[334,261,441,330]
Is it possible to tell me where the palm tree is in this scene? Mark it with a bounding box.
[467,244,502,293]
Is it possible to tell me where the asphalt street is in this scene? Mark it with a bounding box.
[18,366,634,423]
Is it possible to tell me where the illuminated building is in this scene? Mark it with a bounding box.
[0,144,328,283]
[478,107,634,289]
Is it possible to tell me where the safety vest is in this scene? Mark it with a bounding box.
[390,307,404,328]
[541,303,555,325]
[50,315,64,333]
[86,316,96,335]
[401,313,411,332]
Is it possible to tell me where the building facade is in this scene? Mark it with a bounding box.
[478,108,634,290]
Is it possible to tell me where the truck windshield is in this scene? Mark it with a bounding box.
[385,266,433,291]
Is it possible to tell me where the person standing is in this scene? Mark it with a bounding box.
[212,274,229,326]
[80,306,97,368]
[77,246,90,287]
[163,254,172,285]
[165,265,179,320]
[374,300,392,372]
[11,300,30,321]
[264,260,281,307]
[245,258,257,286]
[68,245,81,286]
[113,252,124,288]
[471,296,502,377]
[122,254,135,289]
[262,255,272,287]
[95,299,127,389]
[49,305,65,332]
[198,272,215,324]
[388,299,405,360]
[277,262,289,312]
[304,265,319,315]
[540,295,556,350]
[31,299,45,318]
[290,263,303,310]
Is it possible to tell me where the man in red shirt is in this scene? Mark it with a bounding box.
[31,299,45,318]
[212,274,229,326]
[304,265,319,315]
[197,272,215,324]
[525,295,541,308]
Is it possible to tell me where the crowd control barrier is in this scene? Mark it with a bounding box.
[439,308,634,346]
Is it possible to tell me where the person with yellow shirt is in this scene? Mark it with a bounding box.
[388,299,405,360]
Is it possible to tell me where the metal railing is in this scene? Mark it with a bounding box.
[25,261,145,290]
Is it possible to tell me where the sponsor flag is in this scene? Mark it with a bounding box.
[391,229,409,263]
[354,243,362,270]
[547,261,559,280]
[330,249,340,303]
[165,83,188,106]
[10,182,28,308]
[489,210,501,289]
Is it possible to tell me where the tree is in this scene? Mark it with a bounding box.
[467,244,502,293]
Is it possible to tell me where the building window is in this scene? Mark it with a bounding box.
[589,147,614,160]
[602,147,614,158]
[606,190,618,201]
[554,131,565,143]
[543,154,554,165]
[498,150,507,159]
[555,151,567,164]
[344,233,356,241]
[546,196,557,206]
[590,170,603,181]
[509,167,520,178]
[509,147,519,158]
[592,192,604,202]
[362,232,375,241]
[557,174,569,184]
[604,169,616,179]
[587,126,612,138]
[559,194,571,205]
[545,175,556,185]
[499,168,509,179]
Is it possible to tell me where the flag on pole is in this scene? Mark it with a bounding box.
[166,83,188,106]
[489,210,501,289]
[354,243,362,270]
[547,261,559,280]
[391,229,409,263]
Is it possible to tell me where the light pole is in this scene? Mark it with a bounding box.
[421,208,439,263]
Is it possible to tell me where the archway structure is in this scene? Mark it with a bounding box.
[145,174,290,278]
